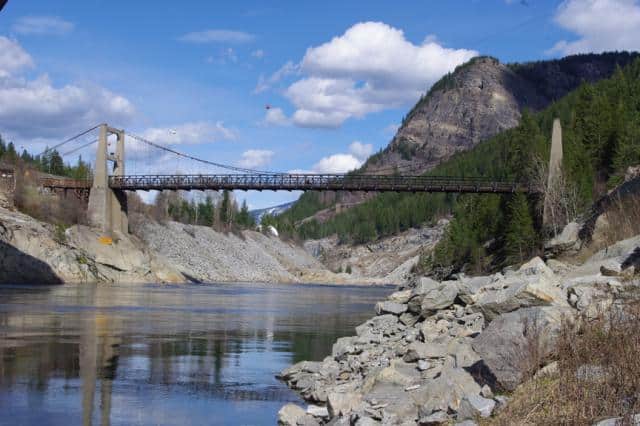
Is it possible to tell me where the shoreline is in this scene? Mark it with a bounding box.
[276,237,640,425]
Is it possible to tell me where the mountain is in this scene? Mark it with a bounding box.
[365,52,639,175]
[250,201,296,222]
[272,52,640,245]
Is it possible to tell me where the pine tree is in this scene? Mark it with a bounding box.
[504,193,537,265]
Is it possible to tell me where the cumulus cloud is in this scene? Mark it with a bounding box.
[179,29,254,44]
[303,141,374,174]
[0,37,134,142]
[348,141,373,161]
[548,0,640,55]
[263,107,291,126]
[274,22,476,128]
[312,153,362,174]
[13,16,74,36]
[238,149,274,168]
[139,122,237,145]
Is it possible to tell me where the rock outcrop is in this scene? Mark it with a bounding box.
[368,53,639,176]
[278,240,640,424]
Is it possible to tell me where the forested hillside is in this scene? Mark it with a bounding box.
[271,57,640,275]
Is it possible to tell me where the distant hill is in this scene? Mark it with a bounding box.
[366,52,639,175]
[250,201,296,222]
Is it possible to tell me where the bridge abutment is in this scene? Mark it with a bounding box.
[87,124,128,235]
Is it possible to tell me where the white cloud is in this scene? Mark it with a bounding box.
[348,141,373,161]
[312,153,362,174]
[0,37,34,75]
[251,49,265,59]
[549,0,640,55]
[0,37,135,142]
[303,141,373,174]
[238,149,274,168]
[179,29,254,44]
[263,107,291,126]
[13,16,74,36]
[277,22,477,128]
[254,60,299,93]
[139,122,237,145]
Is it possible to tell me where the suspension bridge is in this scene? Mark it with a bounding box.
[31,122,552,235]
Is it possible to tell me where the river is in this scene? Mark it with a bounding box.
[0,282,391,426]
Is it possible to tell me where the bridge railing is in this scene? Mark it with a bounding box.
[107,174,533,193]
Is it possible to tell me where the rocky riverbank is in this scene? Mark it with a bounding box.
[277,235,640,425]
[0,195,425,285]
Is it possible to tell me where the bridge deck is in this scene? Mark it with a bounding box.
[108,174,531,193]
[40,174,532,193]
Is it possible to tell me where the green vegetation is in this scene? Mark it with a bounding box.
[0,135,92,180]
[163,190,256,230]
[273,58,640,275]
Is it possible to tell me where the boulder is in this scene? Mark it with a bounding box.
[403,342,447,362]
[544,222,580,255]
[413,367,481,415]
[388,289,413,304]
[327,392,362,417]
[412,276,441,294]
[278,404,306,426]
[332,336,361,361]
[457,395,495,420]
[470,273,565,322]
[417,282,458,316]
[279,361,322,380]
[418,410,449,425]
[306,405,329,418]
[471,306,572,391]
[375,301,408,316]
[456,276,492,305]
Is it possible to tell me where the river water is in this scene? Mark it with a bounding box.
[0,282,391,426]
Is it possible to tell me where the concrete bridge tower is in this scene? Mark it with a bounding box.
[87,124,128,235]
[543,118,564,232]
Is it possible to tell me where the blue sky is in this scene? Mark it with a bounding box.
[1,0,639,208]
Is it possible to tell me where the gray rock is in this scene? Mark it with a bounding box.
[470,272,565,322]
[413,367,482,415]
[600,259,623,276]
[399,312,419,327]
[456,275,492,305]
[279,361,322,380]
[403,342,447,362]
[480,385,493,399]
[354,417,379,426]
[327,392,362,417]
[472,306,572,391]
[417,360,431,371]
[419,282,459,316]
[457,394,496,420]
[545,221,580,255]
[388,289,413,304]
[306,405,329,418]
[412,277,441,294]
[418,410,449,425]
[455,421,478,426]
[375,301,408,316]
[278,404,306,426]
[297,415,321,426]
[332,336,361,361]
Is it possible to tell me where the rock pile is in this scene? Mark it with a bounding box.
[278,241,640,425]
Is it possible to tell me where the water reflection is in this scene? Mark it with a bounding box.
[0,283,390,425]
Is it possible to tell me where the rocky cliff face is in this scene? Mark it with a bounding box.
[366,52,639,174]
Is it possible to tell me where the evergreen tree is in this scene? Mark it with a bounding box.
[504,193,538,264]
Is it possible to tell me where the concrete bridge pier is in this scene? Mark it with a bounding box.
[87,124,128,235]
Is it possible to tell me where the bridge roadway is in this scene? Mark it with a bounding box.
[39,173,533,194]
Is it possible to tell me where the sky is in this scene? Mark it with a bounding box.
[1,0,640,209]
